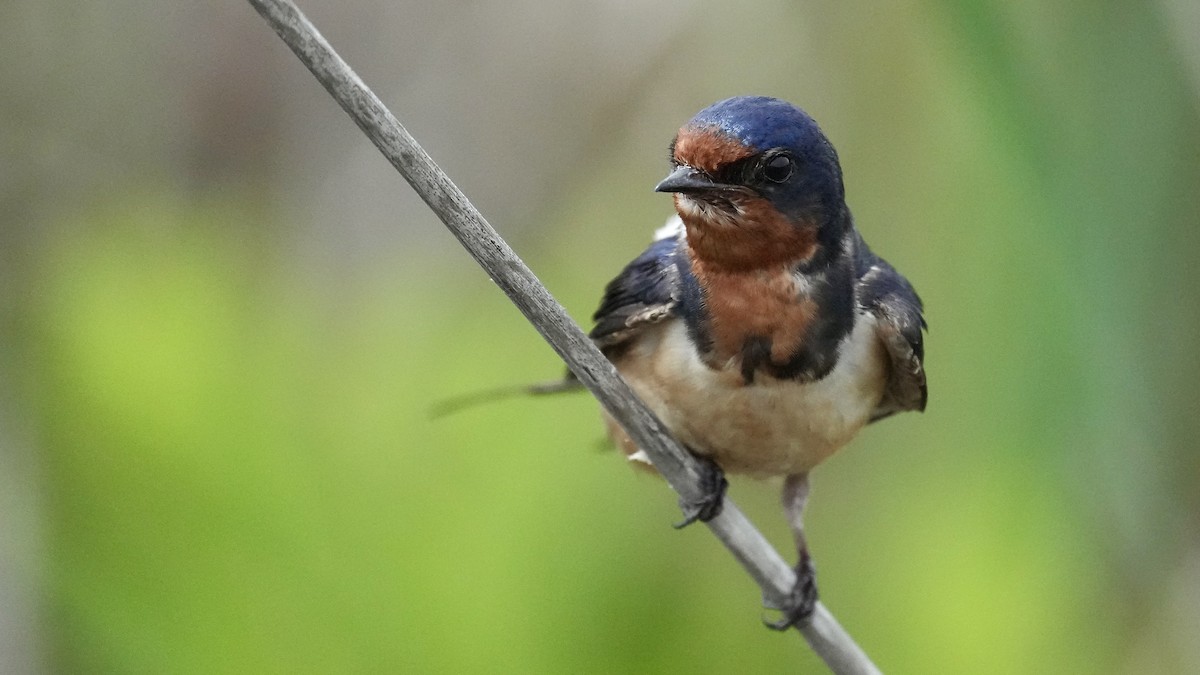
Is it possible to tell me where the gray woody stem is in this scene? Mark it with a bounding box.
[246,1,881,673]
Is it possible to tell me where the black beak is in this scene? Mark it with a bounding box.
[655,165,732,194]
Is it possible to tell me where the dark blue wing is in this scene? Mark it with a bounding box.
[852,232,928,421]
[590,233,682,355]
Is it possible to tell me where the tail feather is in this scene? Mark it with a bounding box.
[430,375,584,418]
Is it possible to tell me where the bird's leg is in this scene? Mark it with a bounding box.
[673,451,728,528]
[765,472,818,630]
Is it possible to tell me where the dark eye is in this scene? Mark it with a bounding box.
[762,154,793,183]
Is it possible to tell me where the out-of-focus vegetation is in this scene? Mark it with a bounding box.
[3,0,1199,672]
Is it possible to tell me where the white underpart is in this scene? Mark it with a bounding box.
[653,214,685,241]
[627,449,652,466]
[614,314,888,477]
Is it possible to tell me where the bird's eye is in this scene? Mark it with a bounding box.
[762,154,793,183]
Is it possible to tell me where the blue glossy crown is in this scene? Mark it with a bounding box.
[687,96,824,153]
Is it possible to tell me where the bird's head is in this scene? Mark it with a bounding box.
[658,96,848,272]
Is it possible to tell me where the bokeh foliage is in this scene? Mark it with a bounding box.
[5,0,1199,672]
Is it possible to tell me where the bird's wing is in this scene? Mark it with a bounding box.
[590,219,684,356]
[853,233,928,422]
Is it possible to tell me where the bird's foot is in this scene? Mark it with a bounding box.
[673,455,727,528]
[764,555,818,630]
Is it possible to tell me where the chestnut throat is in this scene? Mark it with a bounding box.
[678,205,855,383]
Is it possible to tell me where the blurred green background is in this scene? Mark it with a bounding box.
[3,0,1199,672]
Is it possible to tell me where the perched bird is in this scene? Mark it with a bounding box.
[589,96,927,628]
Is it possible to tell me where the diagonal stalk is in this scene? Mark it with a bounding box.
[245,1,881,672]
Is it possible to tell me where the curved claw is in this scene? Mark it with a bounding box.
[763,557,818,631]
[673,456,728,528]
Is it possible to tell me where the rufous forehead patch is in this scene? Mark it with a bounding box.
[673,125,755,175]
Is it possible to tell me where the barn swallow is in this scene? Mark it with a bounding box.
[590,96,927,629]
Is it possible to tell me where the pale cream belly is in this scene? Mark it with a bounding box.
[605,316,888,477]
